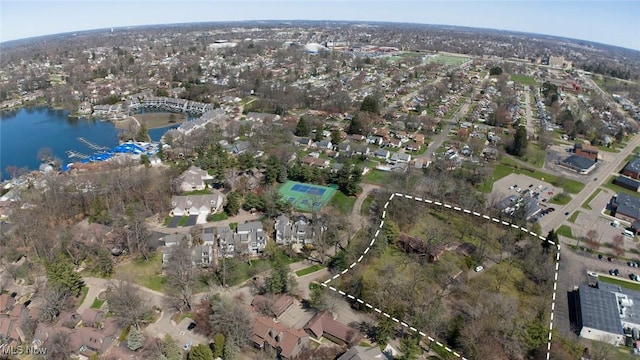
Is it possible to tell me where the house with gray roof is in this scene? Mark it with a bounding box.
[237,221,266,255]
[390,152,412,164]
[179,166,214,192]
[274,215,312,245]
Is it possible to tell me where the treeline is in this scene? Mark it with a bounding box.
[581,62,634,80]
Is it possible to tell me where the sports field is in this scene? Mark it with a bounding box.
[279,181,337,212]
[424,54,469,66]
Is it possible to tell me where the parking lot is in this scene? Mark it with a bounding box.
[568,187,640,254]
[490,173,563,225]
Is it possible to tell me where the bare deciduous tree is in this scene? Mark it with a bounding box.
[105,279,150,330]
[164,241,197,311]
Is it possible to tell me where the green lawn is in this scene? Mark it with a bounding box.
[510,74,537,87]
[78,286,89,307]
[208,213,228,221]
[522,143,546,168]
[581,188,603,210]
[363,169,395,185]
[116,252,166,292]
[177,216,188,227]
[597,145,621,153]
[163,216,172,226]
[183,189,212,195]
[295,264,325,277]
[557,225,574,239]
[568,211,581,223]
[90,297,106,309]
[330,191,357,215]
[361,195,374,216]
[603,176,640,197]
[549,192,572,205]
[599,274,640,292]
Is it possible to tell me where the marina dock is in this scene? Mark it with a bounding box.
[77,137,109,151]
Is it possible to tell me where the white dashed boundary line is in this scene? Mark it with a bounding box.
[320,192,560,360]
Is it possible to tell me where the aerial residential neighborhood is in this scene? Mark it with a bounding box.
[1,8,640,360]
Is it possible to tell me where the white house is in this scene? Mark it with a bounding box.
[179,166,214,192]
[170,193,224,216]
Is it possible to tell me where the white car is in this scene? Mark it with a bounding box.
[587,271,598,278]
[475,265,484,272]
[183,342,192,351]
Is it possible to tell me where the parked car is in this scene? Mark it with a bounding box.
[587,271,598,278]
[614,269,620,276]
[183,342,193,351]
[598,254,604,260]
[475,265,484,272]
[187,322,196,331]
[564,212,570,216]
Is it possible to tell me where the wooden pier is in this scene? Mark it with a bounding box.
[77,137,109,151]
[66,150,90,159]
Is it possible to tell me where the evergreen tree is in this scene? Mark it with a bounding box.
[223,336,239,360]
[374,316,395,345]
[224,192,241,216]
[295,117,310,137]
[162,335,182,360]
[331,129,342,145]
[382,220,400,244]
[213,333,225,358]
[512,126,528,157]
[360,95,380,113]
[263,257,295,294]
[314,122,324,141]
[126,327,145,351]
[45,260,84,296]
[188,344,214,360]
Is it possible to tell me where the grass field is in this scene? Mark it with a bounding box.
[557,225,574,239]
[90,297,106,309]
[510,74,537,87]
[550,192,572,205]
[135,112,187,129]
[480,157,585,194]
[329,191,356,215]
[361,195,374,216]
[116,251,166,292]
[279,181,337,212]
[363,169,395,185]
[582,188,603,210]
[599,274,640,292]
[568,211,581,223]
[295,264,325,277]
[424,54,469,66]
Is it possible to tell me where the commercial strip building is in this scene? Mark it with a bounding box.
[559,155,597,175]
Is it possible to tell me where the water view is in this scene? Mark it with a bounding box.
[0,107,177,179]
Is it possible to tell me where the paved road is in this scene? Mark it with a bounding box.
[542,133,640,233]
[523,88,536,138]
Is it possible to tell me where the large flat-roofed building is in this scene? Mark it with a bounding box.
[559,155,597,174]
[575,285,624,344]
[612,193,640,222]
[574,143,599,161]
[623,158,640,179]
[614,176,640,192]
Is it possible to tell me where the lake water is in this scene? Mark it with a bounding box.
[0,107,173,179]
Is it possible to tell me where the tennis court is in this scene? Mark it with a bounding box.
[279,181,337,212]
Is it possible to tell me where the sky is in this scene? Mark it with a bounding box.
[1,0,640,51]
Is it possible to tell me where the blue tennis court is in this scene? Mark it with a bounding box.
[279,181,337,212]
